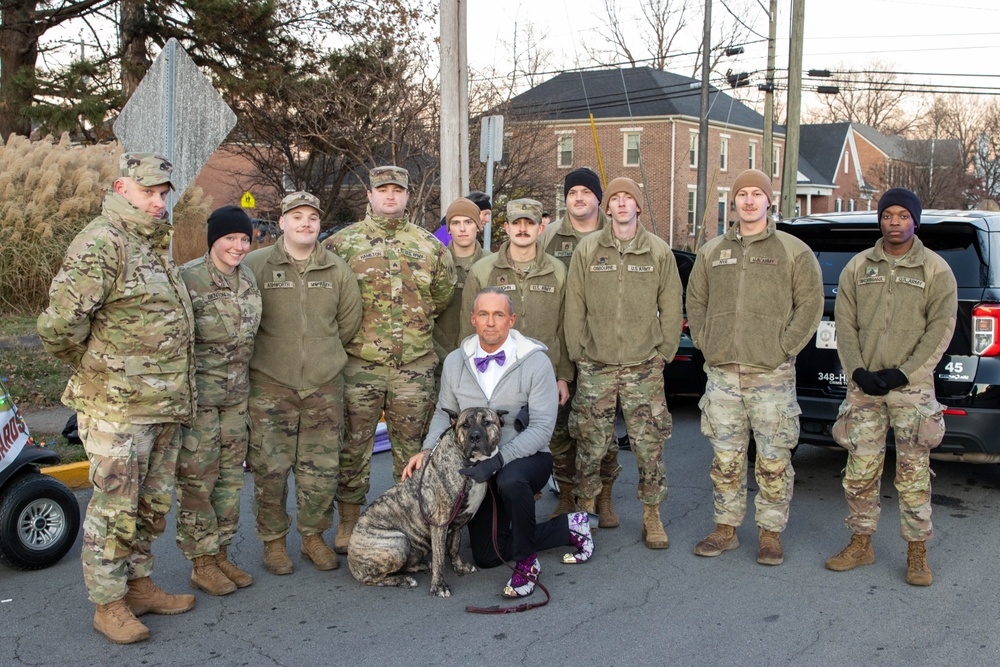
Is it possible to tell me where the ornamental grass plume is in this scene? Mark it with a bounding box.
[0,134,210,313]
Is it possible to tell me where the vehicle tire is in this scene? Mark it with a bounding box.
[0,474,81,570]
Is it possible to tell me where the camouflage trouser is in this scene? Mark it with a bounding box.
[338,353,437,504]
[550,379,621,486]
[570,357,671,504]
[698,360,800,532]
[247,379,344,541]
[77,414,180,605]
[832,381,944,541]
[175,401,249,559]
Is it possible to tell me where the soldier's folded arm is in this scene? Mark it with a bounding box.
[685,253,709,348]
[834,260,864,375]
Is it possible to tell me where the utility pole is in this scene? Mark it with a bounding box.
[440,0,470,214]
[780,0,804,219]
[695,0,712,247]
[762,0,777,183]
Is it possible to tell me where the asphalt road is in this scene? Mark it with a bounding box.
[2,396,999,666]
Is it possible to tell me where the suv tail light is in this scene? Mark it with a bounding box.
[972,304,1000,356]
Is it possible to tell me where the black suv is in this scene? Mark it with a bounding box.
[778,210,1000,463]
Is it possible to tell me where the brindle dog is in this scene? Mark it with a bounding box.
[348,407,506,597]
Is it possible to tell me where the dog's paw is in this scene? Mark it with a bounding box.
[452,563,476,575]
[403,576,418,588]
[429,582,452,598]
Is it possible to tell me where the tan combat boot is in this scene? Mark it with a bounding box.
[216,545,253,588]
[547,482,577,520]
[301,534,340,570]
[262,537,294,575]
[905,541,933,586]
[641,504,670,550]
[577,495,596,515]
[693,524,739,557]
[825,534,875,571]
[596,480,620,528]
[93,599,150,644]
[333,502,361,555]
[757,529,784,565]
[191,555,237,596]
[124,577,196,616]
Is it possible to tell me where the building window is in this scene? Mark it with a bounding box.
[748,142,757,170]
[555,184,566,219]
[689,132,698,168]
[845,150,850,174]
[835,198,843,212]
[688,188,697,228]
[624,133,641,167]
[773,146,781,178]
[717,190,729,236]
[720,136,729,172]
[848,199,856,212]
[557,135,574,168]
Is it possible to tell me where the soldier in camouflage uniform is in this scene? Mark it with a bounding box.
[37,153,197,644]
[326,166,455,553]
[825,188,957,586]
[243,191,363,575]
[176,206,261,596]
[538,168,622,526]
[686,169,823,566]
[565,177,683,549]
[433,197,485,371]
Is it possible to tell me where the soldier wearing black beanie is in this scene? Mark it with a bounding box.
[207,205,254,249]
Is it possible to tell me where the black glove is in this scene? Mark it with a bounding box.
[459,452,504,483]
[852,368,889,396]
[875,368,908,391]
[514,405,529,433]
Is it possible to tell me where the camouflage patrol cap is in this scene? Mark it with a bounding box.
[506,198,543,225]
[369,166,409,190]
[281,191,323,215]
[119,152,174,190]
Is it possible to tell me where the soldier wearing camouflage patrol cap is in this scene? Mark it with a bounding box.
[242,189,364,576]
[37,151,197,644]
[825,187,957,586]
[325,165,456,554]
[565,176,683,550]
[687,168,823,566]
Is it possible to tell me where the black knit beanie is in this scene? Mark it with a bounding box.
[877,188,922,230]
[563,167,603,203]
[207,205,254,248]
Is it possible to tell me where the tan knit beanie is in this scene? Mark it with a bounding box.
[446,197,484,231]
[731,169,773,205]
[602,177,643,214]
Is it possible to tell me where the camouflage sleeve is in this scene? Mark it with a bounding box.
[900,261,958,381]
[36,225,121,367]
[428,246,457,318]
[656,247,683,362]
[686,248,710,350]
[835,256,864,374]
[781,246,824,357]
[564,246,588,362]
[336,262,364,346]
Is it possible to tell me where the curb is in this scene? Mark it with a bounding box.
[42,461,90,489]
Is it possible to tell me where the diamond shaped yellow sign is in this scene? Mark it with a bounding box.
[241,192,255,209]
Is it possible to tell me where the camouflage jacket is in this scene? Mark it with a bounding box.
[433,242,484,362]
[565,222,683,367]
[687,219,823,371]
[835,237,957,386]
[539,209,609,270]
[326,207,456,365]
[37,192,196,424]
[180,254,262,407]
[461,241,573,382]
[243,239,363,390]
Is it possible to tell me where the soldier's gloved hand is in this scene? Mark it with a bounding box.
[852,368,889,396]
[459,452,504,483]
[875,368,908,391]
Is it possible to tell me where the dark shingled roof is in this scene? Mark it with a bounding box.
[509,66,782,134]
[799,123,851,185]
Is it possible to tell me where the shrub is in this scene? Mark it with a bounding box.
[0,134,210,313]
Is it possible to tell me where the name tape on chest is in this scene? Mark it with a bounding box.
[400,249,425,261]
[356,249,385,262]
[627,264,654,273]
[589,264,618,272]
[896,276,926,289]
[749,256,778,266]
[308,280,333,289]
[264,281,294,289]
[205,292,231,302]
[529,284,556,293]
[711,258,739,267]
[857,275,887,286]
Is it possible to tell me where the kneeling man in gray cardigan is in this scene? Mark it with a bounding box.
[403,287,593,598]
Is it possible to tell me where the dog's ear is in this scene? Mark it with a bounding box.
[495,409,509,427]
[443,408,459,427]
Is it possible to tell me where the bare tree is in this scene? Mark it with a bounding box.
[587,0,689,70]
[805,61,921,136]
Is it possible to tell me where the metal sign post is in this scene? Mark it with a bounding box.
[479,115,504,251]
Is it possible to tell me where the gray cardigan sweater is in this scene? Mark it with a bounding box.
[422,329,558,463]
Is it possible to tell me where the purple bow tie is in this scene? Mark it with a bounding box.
[474,351,506,373]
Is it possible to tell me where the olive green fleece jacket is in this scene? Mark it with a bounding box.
[539,209,609,270]
[460,241,573,382]
[243,239,363,390]
[433,242,484,361]
[835,236,957,387]
[565,222,683,366]
[687,218,823,370]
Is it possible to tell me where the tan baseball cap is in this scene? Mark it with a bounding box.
[119,152,174,190]
[369,166,409,190]
[281,191,323,215]
[506,198,543,225]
